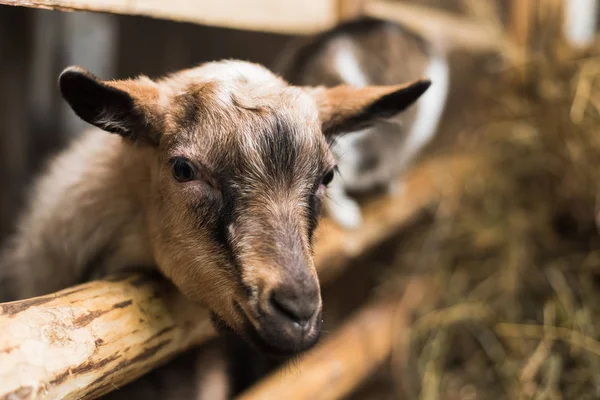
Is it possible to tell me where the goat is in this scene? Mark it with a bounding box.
[275,17,450,229]
[0,59,430,356]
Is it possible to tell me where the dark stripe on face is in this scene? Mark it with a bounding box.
[188,176,252,297]
[256,116,302,184]
[188,109,324,293]
[255,114,325,244]
[306,181,321,243]
[173,91,202,130]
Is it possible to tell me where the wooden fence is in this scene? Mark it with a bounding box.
[0,0,587,398]
[0,152,475,399]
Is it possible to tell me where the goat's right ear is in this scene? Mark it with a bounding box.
[59,66,163,144]
[310,79,431,137]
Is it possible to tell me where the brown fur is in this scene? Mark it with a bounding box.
[0,59,428,355]
[312,81,432,135]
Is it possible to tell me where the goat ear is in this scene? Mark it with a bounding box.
[311,79,431,136]
[59,66,163,144]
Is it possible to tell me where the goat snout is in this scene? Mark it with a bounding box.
[246,278,321,357]
[269,282,320,328]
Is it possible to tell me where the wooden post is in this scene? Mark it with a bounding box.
[0,6,32,241]
[0,154,476,400]
[510,0,533,51]
[337,0,365,22]
[236,277,430,400]
[59,11,118,138]
[508,0,569,69]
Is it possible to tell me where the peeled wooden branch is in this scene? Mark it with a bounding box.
[0,275,214,399]
[0,154,475,400]
[314,154,474,283]
[237,277,430,400]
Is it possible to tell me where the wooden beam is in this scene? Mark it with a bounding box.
[0,275,214,400]
[0,0,338,34]
[0,154,475,400]
[313,154,474,283]
[236,277,430,400]
[364,0,514,53]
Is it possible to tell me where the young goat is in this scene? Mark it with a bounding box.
[276,17,449,229]
[0,60,430,356]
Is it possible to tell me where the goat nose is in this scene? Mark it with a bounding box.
[270,286,319,326]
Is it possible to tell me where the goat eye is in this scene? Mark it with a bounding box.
[322,169,335,186]
[172,158,196,182]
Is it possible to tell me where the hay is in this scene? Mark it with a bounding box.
[372,39,600,400]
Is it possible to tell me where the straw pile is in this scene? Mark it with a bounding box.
[361,35,600,400]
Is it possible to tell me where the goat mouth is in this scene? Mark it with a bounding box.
[212,302,321,359]
[244,317,321,358]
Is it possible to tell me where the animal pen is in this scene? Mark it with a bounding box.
[1,0,600,399]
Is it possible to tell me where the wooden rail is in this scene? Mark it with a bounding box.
[0,0,339,34]
[0,154,474,400]
[364,1,513,53]
[0,0,512,53]
[0,275,213,400]
[0,1,551,399]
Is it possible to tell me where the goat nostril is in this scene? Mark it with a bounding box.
[269,290,316,326]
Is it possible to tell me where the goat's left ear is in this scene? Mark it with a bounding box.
[310,79,431,136]
[59,66,164,144]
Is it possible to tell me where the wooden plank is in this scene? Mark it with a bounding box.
[364,0,514,53]
[237,277,430,400]
[0,154,475,400]
[0,0,338,34]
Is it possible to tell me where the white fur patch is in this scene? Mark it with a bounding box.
[185,60,285,89]
[331,128,369,185]
[325,48,449,230]
[398,53,449,166]
[565,0,598,47]
[324,173,363,230]
[333,40,369,87]
[326,128,369,229]
[385,180,405,197]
